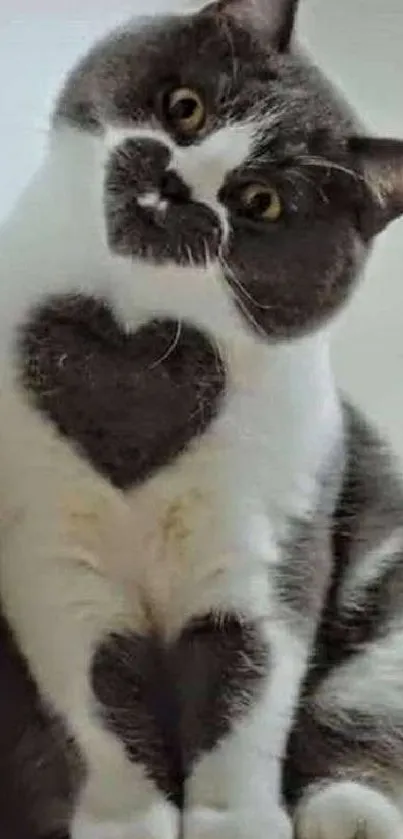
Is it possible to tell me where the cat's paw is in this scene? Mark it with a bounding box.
[294,780,403,839]
[184,804,292,839]
[72,800,179,839]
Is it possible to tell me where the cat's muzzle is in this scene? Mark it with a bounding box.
[105,136,225,266]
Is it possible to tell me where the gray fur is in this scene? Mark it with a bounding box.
[54,7,399,339]
[284,404,403,810]
[92,615,269,808]
[276,441,345,631]
[105,138,223,266]
[0,614,81,839]
[19,296,225,489]
[2,0,403,836]
[4,402,403,835]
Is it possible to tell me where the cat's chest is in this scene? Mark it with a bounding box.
[18,294,227,490]
[86,428,281,633]
[14,294,285,618]
[12,292,335,628]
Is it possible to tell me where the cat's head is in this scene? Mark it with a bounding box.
[53,0,403,341]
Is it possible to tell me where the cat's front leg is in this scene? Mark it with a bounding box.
[1,528,179,839]
[73,799,178,839]
[0,451,179,838]
[180,568,308,839]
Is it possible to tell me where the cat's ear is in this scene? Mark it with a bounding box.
[350,136,403,237]
[214,0,299,51]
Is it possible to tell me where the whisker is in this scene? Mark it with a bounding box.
[283,168,315,189]
[210,333,226,381]
[222,258,273,312]
[203,238,212,268]
[220,18,239,86]
[148,320,182,370]
[185,243,195,269]
[284,168,329,204]
[227,280,268,339]
[297,155,363,182]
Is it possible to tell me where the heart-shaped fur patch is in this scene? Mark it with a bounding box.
[19,295,226,489]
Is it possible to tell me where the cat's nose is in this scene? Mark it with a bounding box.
[160,170,191,203]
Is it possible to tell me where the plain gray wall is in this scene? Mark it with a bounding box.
[0,0,402,453]
[299,0,403,459]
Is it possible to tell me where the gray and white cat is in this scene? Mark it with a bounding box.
[1,0,403,837]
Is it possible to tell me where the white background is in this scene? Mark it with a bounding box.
[0,0,402,453]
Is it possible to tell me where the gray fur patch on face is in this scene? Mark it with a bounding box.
[54,13,280,133]
[91,614,269,808]
[284,402,403,808]
[18,295,226,489]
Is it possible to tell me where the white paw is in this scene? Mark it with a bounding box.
[294,780,403,839]
[72,800,179,839]
[184,805,292,839]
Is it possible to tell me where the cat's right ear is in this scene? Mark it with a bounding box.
[213,0,300,51]
[349,136,403,238]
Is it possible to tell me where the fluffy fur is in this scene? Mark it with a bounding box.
[0,1,403,838]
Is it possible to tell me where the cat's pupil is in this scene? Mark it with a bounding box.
[172,98,197,120]
[250,193,273,216]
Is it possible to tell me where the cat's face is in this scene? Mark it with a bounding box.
[55,0,403,341]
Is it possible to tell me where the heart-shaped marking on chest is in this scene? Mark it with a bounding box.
[19,295,226,489]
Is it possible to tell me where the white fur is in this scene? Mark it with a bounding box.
[185,804,292,839]
[184,625,305,839]
[73,800,179,839]
[295,781,403,839]
[104,121,255,245]
[0,118,342,836]
[137,191,168,213]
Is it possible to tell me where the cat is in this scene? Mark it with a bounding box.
[0,0,403,837]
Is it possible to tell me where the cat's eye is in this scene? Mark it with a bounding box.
[163,87,206,137]
[240,183,283,222]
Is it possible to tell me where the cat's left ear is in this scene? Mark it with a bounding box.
[214,0,299,51]
[350,136,403,238]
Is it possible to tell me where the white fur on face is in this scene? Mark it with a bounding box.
[105,121,255,237]
[101,121,256,334]
[0,119,258,345]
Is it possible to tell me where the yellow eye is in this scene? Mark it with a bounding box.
[163,87,206,137]
[240,183,283,221]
